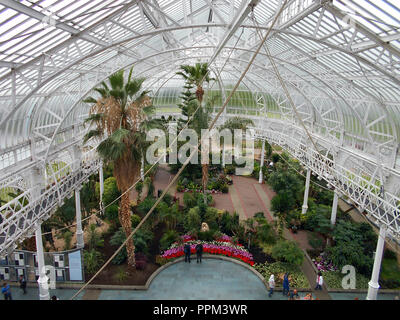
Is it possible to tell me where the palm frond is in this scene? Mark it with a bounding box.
[110,128,131,144]
[83,97,98,104]
[83,129,103,144]
[109,70,124,91]
[97,136,126,162]
[93,88,108,98]
[84,113,104,123]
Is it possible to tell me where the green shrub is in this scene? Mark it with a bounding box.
[184,207,201,232]
[198,230,216,241]
[219,211,239,235]
[271,240,304,266]
[103,177,120,206]
[87,224,104,250]
[221,183,229,193]
[160,230,180,251]
[255,222,276,245]
[114,267,128,283]
[183,192,197,209]
[131,214,141,228]
[327,220,376,276]
[204,207,219,230]
[137,197,157,216]
[63,231,73,250]
[83,249,103,275]
[308,234,324,251]
[105,204,119,222]
[109,227,154,264]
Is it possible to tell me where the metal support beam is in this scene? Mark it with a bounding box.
[367,224,387,300]
[75,189,84,249]
[259,139,265,184]
[208,0,259,65]
[35,223,50,300]
[331,190,339,225]
[99,163,104,216]
[302,168,311,214]
[0,0,108,47]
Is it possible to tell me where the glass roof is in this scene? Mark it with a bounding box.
[0,0,399,171]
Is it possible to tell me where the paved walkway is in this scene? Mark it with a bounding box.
[223,175,331,299]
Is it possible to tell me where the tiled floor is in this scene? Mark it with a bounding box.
[3,287,85,300]
[5,259,399,300]
[97,259,270,300]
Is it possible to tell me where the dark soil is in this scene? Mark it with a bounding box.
[247,244,275,264]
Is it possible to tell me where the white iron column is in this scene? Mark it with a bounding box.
[75,189,84,249]
[259,140,265,184]
[331,190,339,225]
[302,168,311,214]
[35,223,50,300]
[222,143,226,168]
[99,164,104,206]
[141,156,145,181]
[367,224,387,300]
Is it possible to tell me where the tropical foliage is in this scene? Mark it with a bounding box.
[83,67,161,267]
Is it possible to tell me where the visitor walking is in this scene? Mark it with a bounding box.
[283,273,290,296]
[196,242,203,263]
[19,275,27,294]
[315,272,323,290]
[268,274,275,298]
[2,282,12,300]
[184,243,191,263]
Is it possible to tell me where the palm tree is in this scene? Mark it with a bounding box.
[219,116,254,131]
[83,67,160,267]
[176,63,214,203]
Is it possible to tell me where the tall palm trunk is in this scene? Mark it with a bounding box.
[202,164,209,204]
[119,192,136,267]
[197,86,208,205]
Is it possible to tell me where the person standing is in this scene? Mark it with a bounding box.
[315,272,323,290]
[195,242,203,263]
[2,283,12,300]
[184,243,191,263]
[19,275,27,294]
[268,274,275,298]
[283,273,290,296]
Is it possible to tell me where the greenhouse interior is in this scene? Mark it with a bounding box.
[0,0,400,302]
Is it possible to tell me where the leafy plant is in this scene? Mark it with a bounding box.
[184,207,201,232]
[160,230,180,251]
[271,240,304,266]
[83,249,104,275]
[63,231,73,251]
[87,224,104,250]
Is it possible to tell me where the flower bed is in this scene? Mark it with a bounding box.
[312,254,338,272]
[162,235,253,266]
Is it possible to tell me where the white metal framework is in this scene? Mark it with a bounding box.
[0,0,400,256]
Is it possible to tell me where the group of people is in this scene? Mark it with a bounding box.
[2,275,27,300]
[184,243,203,263]
[267,271,324,300]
